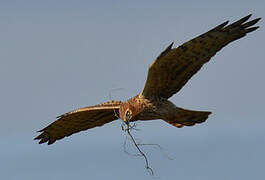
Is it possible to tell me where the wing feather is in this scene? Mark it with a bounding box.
[142,14,260,99]
[34,100,123,145]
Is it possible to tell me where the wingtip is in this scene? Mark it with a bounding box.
[56,115,63,118]
[39,138,48,144]
[232,14,252,26]
[210,20,229,31]
[244,14,252,20]
[157,41,174,59]
[47,140,55,145]
[35,139,53,145]
[245,26,260,33]
[242,17,261,28]
[218,20,229,28]
[253,17,261,23]
[246,14,252,17]
[34,133,43,140]
[168,41,174,49]
[223,20,229,25]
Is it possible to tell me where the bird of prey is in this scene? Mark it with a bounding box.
[35,14,260,145]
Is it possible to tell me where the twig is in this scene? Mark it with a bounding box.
[123,136,142,157]
[123,122,154,176]
[136,143,174,160]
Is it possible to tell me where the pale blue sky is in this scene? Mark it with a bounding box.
[1,1,264,179]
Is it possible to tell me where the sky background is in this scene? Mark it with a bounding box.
[1,0,265,179]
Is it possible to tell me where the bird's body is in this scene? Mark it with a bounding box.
[120,94,211,128]
[35,14,260,145]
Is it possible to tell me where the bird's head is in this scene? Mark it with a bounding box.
[119,103,136,124]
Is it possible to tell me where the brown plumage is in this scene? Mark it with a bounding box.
[35,14,260,145]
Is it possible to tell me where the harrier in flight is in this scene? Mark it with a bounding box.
[35,14,260,145]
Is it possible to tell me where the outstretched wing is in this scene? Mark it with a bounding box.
[142,14,260,99]
[34,100,123,145]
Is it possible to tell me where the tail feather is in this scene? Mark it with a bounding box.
[165,108,211,128]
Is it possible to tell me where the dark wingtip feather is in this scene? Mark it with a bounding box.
[242,18,261,28]
[56,114,64,118]
[39,138,48,144]
[207,111,212,115]
[239,14,252,23]
[216,20,229,29]
[158,41,174,59]
[245,14,252,18]
[208,20,229,32]
[226,14,252,29]
[34,137,39,140]
[168,41,174,49]
[34,133,44,140]
[47,140,56,145]
[221,20,229,27]
[245,26,260,33]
